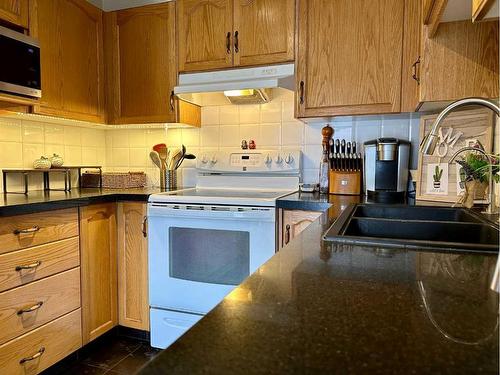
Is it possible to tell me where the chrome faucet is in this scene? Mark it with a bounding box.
[418,97,500,293]
[419,97,499,215]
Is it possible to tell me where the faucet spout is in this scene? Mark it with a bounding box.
[419,97,500,155]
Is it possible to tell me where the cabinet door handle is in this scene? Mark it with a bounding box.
[142,217,148,238]
[19,347,45,364]
[285,224,291,245]
[226,32,231,54]
[169,91,175,111]
[13,225,40,235]
[17,301,43,315]
[299,81,305,105]
[15,260,42,272]
[412,57,421,85]
[234,31,239,53]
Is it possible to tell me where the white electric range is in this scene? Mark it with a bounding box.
[147,150,301,349]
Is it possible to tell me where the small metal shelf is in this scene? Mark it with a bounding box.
[2,166,102,194]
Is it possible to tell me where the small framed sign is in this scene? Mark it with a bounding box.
[416,108,494,203]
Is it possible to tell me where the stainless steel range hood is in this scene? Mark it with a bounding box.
[174,63,295,106]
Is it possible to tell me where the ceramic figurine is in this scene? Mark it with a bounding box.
[50,153,64,167]
[33,156,52,169]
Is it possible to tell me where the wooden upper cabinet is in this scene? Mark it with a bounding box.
[177,0,234,72]
[296,0,404,118]
[104,3,178,124]
[419,19,499,104]
[0,0,28,28]
[33,0,105,123]
[233,0,294,67]
[80,203,118,344]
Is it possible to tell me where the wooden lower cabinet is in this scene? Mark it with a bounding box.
[0,309,82,375]
[279,209,322,249]
[117,202,149,331]
[80,203,118,344]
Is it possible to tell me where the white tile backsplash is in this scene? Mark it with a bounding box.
[0,97,426,191]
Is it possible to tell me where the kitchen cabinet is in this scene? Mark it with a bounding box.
[31,0,105,123]
[279,209,322,249]
[418,19,499,105]
[472,0,497,22]
[0,0,28,28]
[117,202,149,331]
[104,2,200,125]
[233,0,295,67]
[80,203,118,344]
[177,0,294,72]
[295,0,405,118]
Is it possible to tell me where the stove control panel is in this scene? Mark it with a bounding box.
[197,150,301,174]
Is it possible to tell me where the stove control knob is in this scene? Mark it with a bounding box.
[275,154,283,164]
[201,155,209,164]
[285,154,294,164]
[265,155,272,165]
[211,155,218,164]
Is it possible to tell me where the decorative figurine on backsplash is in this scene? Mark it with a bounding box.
[49,154,64,167]
[33,156,52,169]
[249,140,256,149]
[241,140,248,150]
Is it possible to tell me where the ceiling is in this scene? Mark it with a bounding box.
[88,0,172,12]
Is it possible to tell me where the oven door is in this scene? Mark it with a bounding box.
[148,203,276,314]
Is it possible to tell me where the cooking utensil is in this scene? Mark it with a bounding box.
[149,151,162,169]
[154,144,169,170]
[169,148,182,170]
[174,145,187,170]
[341,139,346,154]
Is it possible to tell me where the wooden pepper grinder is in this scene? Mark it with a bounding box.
[319,124,333,193]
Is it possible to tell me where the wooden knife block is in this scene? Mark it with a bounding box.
[329,170,361,195]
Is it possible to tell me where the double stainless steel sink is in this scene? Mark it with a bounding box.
[324,204,499,253]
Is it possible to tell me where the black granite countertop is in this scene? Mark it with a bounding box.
[140,196,499,375]
[0,188,164,216]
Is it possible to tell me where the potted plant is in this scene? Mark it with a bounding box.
[455,151,499,208]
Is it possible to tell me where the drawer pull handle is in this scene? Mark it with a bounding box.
[13,226,40,235]
[15,260,42,271]
[17,301,44,315]
[19,347,45,364]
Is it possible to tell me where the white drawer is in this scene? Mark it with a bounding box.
[150,308,202,349]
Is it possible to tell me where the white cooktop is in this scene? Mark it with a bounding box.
[149,150,301,207]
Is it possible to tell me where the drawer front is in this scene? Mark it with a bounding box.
[0,208,79,254]
[0,309,82,375]
[0,268,81,345]
[0,237,80,293]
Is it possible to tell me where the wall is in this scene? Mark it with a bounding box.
[0,116,106,192]
[0,93,422,192]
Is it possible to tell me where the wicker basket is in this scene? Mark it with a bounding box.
[101,172,146,189]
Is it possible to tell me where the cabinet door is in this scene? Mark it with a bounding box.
[281,210,322,248]
[420,20,499,103]
[33,0,105,122]
[177,0,233,72]
[117,202,149,331]
[233,0,294,67]
[80,204,117,344]
[0,0,28,28]
[104,3,177,124]
[296,0,404,118]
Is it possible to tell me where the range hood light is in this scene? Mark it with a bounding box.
[223,89,255,97]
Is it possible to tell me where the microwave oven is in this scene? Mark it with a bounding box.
[0,25,41,98]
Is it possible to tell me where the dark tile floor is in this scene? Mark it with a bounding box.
[41,329,161,375]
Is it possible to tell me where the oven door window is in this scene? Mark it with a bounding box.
[169,227,250,286]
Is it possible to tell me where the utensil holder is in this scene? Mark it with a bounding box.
[329,170,361,195]
[160,169,177,190]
